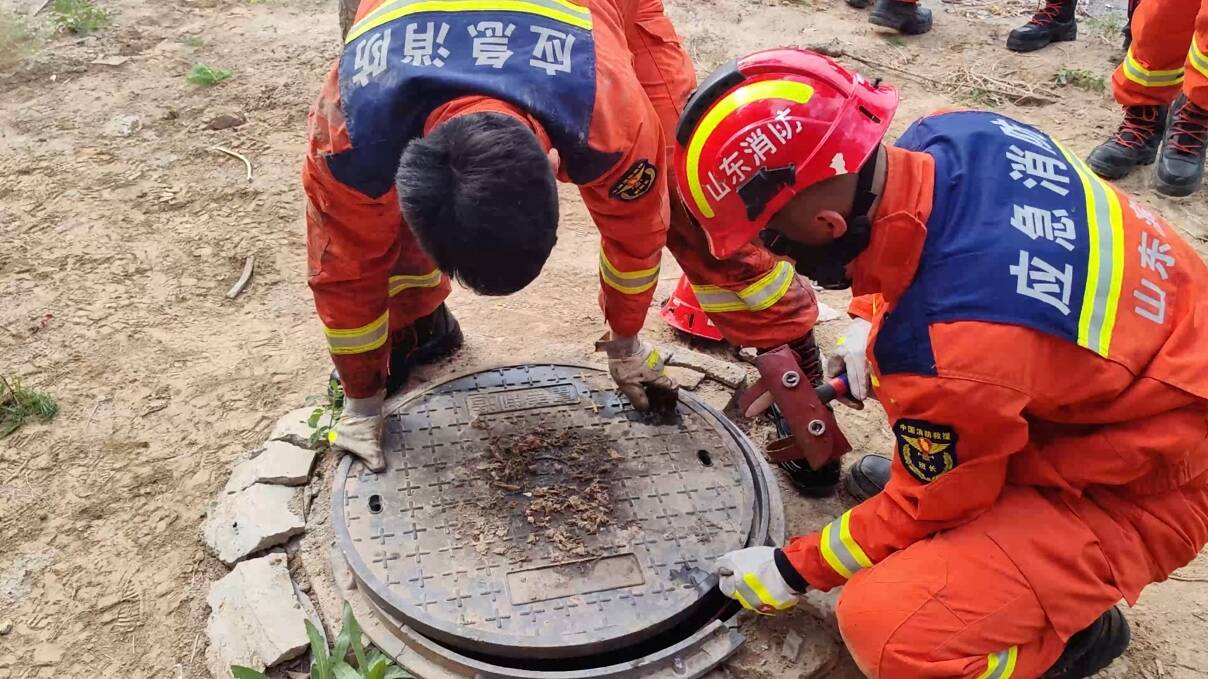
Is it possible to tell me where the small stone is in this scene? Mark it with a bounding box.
[795,626,841,678]
[270,407,319,449]
[224,441,318,493]
[815,300,844,323]
[666,349,749,388]
[665,366,706,391]
[205,112,247,131]
[781,629,803,662]
[203,484,305,566]
[106,114,142,138]
[0,619,11,635]
[205,553,309,677]
[91,55,130,66]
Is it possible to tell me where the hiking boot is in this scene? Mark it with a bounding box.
[869,0,933,34]
[329,304,464,398]
[1086,105,1167,180]
[845,454,890,500]
[1044,607,1131,678]
[1157,98,1208,197]
[1006,0,1077,52]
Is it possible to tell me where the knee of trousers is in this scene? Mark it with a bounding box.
[836,569,954,678]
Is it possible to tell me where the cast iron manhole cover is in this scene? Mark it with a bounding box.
[334,364,768,663]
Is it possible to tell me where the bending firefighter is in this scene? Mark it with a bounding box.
[305,0,828,480]
[678,49,1208,678]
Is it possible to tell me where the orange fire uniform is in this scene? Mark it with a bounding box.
[782,111,1208,678]
[304,0,816,398]
[1112,0,1208,108]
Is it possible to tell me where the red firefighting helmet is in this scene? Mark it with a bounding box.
[674,48,899,259]
[660,274,724,341]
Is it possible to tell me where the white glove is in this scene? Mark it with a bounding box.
[715,546,804,615]
[826,317,873,406]
[328,390,386,472]
[595,333,678,411]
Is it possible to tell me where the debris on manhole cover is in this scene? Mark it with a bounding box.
[331,364,784,675]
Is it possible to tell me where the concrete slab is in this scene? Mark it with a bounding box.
[224,441,318,494]
[269,406,319,449]
[203,484,305,566]
[665,365,706,390]
[666,349,749,389]
[205,553,310,677]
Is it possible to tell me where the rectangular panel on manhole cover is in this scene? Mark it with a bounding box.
[466,384,578,416]
[506,553,645,605]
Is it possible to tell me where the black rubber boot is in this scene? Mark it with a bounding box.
[1006,0,1077,52]
[1086,105,1167,180]
[845,454,890,501]
[1044,607,1131,678]
[869,0,933,34]
[328,304,465,398]
[1157,98,1208,197]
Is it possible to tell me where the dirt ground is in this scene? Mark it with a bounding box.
[1,0,1207,676]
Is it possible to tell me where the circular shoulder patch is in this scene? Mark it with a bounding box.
[609,159,657,201]
[894,419,958,484]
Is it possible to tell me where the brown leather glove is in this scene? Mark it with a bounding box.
[595,332,679,411]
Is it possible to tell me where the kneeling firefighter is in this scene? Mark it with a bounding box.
[676,48,1208,678]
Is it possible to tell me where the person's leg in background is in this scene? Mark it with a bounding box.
[382,220,460,395]
[1005,0,1078,53]
[1087,0,1196,181]
[1154,4,1208,195]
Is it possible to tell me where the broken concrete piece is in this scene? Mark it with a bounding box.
[665,365,706,391]
[206,553,310,677]
[203,484,304,565]
[0,619,10,635]
[666,348,749,389]
[224,441,317,494]
[269,406,318,449]
[782,629,803,662]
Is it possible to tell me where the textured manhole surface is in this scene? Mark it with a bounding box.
[334,364,760,661]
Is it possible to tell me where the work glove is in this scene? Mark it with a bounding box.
[715,546,807,615]
[826,317,873,408]
[328,390,386,472]
[595,332,679,412]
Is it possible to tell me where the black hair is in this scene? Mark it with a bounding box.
[396,112,559,296]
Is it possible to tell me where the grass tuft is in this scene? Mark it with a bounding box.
[0,377,58,439]
[187,63,233,86]
[0,10,40,70]
[1053,68,1107,92]
[51,0,110,34]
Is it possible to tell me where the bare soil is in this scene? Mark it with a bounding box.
[1,0,1206,677]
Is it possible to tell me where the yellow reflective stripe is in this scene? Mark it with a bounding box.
[1190,40,1208,79]
[691,261,795,313]
[684,80,816,219]
[742,573,795,610]
[1056,143,1125,357]
[1122,48,1184,87]
[819,510,872,580]
[598,250,659,295]
[325,311,390,355]
[347,0,592,44]
[976,647,1019,679]
[389,269,443,296]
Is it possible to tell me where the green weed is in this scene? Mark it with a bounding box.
[0,10,40,70]
[51,0,110,34]
[187,63,233,86]
[307,379,343,450]
[0,377,58,439]
[1053,68,1107,92]
[1085,11,1125,39]
[232,603,414,679]
[179,34,205,48]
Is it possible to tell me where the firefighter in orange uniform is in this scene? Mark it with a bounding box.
[305,0,825,473]
[678,49,1208,678]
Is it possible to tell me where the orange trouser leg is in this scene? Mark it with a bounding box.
[1112,0,1198,106]
[386,219,451,334]
[835,486,1120,679]
[1186,5,1208,107]
[623,0,818,348]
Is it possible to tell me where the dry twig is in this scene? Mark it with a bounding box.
[226,255,255,299]
[211,145,253,182]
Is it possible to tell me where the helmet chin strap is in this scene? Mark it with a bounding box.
[761,154,879,290]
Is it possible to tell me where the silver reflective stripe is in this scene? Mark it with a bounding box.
[977,647,1018,679]
[1190,41,1208,78]
[598,252,659,295]
[733,579,764,609]
[693,261,796,313]
[1081,161,1115,355]
[823,514,865,577]
[1123,49,1183,87]
[325,312,390,355]
[389,270,443,296]
[692,287,747,313]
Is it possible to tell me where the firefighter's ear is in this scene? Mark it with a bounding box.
[547,148,561,175]
[815,209,848,240]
